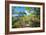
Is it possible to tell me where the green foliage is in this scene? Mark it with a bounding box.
[25,7,31,11]
[34,8,40,16]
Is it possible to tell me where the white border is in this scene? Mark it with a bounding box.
[9,4,43,32]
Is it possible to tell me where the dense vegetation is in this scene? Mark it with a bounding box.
[12,7,40,28]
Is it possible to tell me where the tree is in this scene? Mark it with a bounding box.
[25,7,31,11]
